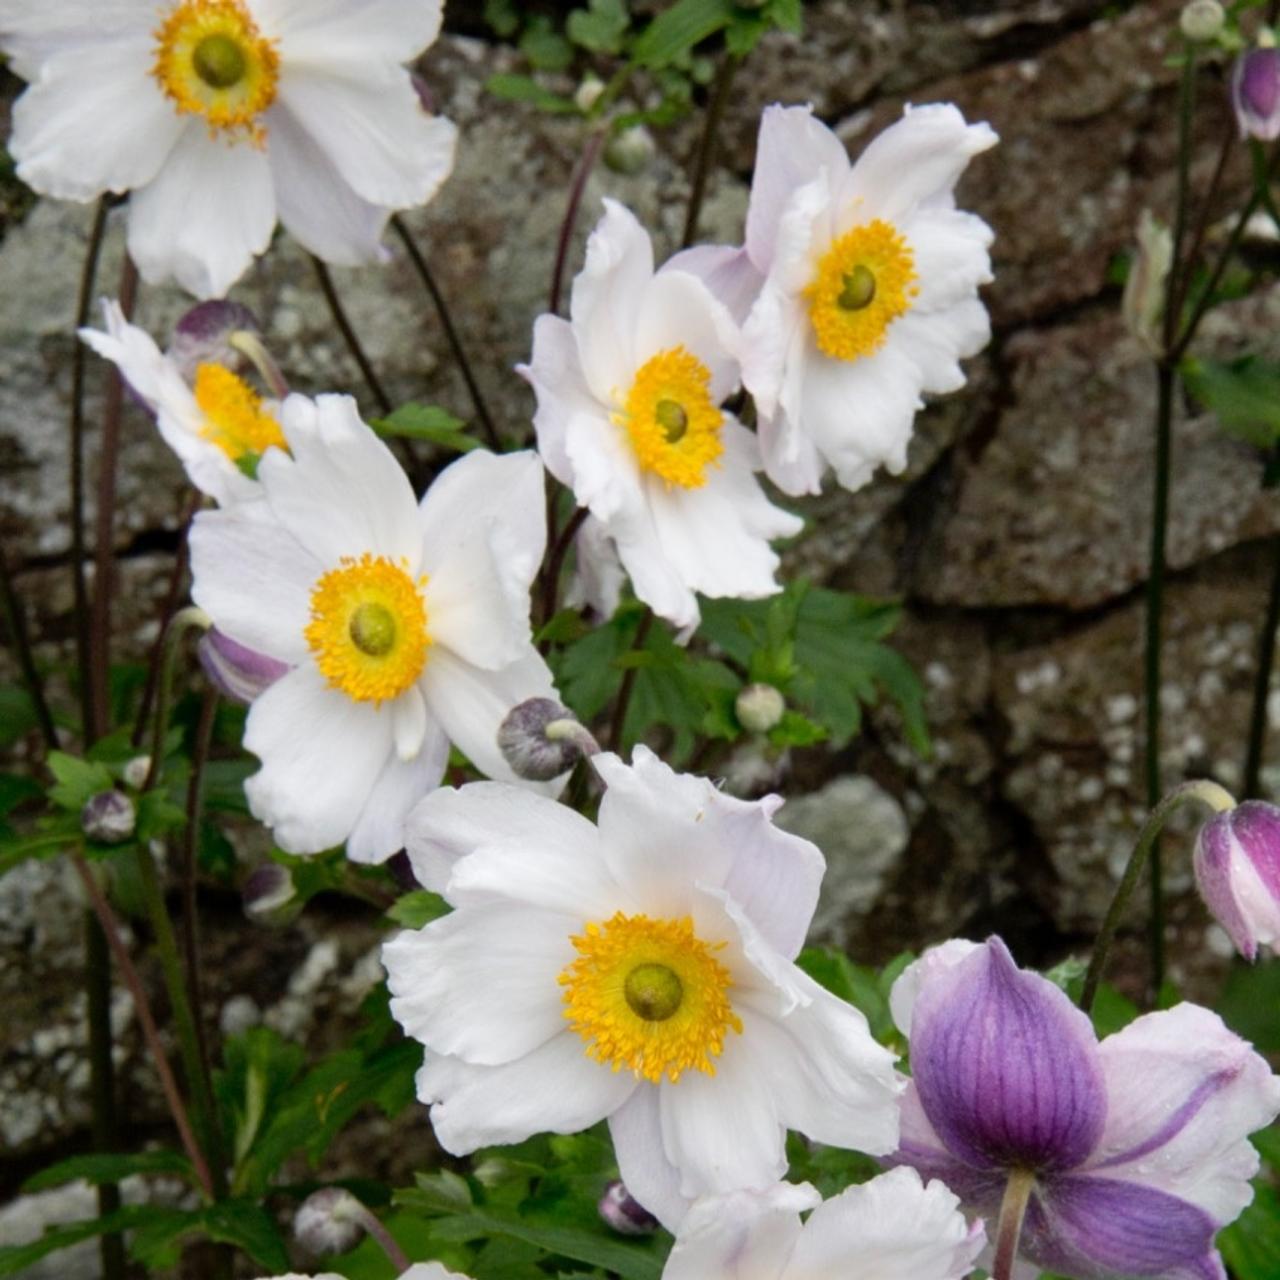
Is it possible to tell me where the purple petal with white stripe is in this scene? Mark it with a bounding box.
[909,937,1106,1172]
[198,628,291,704]
[1195,801,1280,960]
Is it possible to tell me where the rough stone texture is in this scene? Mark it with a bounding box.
[1,0,1276,1211]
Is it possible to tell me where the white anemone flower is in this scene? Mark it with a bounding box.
[383,747,902,1229]
[520,199,803,633]
[2,0,457,299]
[188,393,562,862]
[80,299,284,505]
[264,1269,468,1280]
[663,1168,985,1280]
[724,103,996,496]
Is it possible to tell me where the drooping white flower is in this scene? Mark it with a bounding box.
[263,1268,468,1280]
[2,0,457,298]
[80,299,285,505]
[663,1169,986,1280]
[189,392,562,862]
[720,103,996,496]
[520,199,803,632]
[383,746,902,1229]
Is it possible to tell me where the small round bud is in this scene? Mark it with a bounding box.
[122,755,152,790]
[198,629,290,705]
[604,125,655,176]
[293,1187,366,1256]
[735,683,786,734]
[242,863,299,926]
[599,1180,660,1236]
[575,74,605,113]
[1180,0,1224,42]
[497,698,599,781]
[81,790,136,845]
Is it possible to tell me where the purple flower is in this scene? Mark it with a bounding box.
[889,938,1280,1280]
[1232,46,1280,142]
[1195,801,1280,961]
[198,628,290,705]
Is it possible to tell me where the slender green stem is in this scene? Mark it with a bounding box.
[71,854,215,1200]
[1167,122,1234,328]
[1242,525,1280,799]
[88,254,139,741]
[390,213,501,451]
[609,609,654,750]
[682,52,741,250]
[549,128,607,317]
[539,504,590,628]
[350,1203,410,1272]
[310,254,394,415]
[143,606,210,793]
[1080,779,1236,1014]
[1162,50,1198,354]
[71,198,110,746]
[0,543,58,751]
[992,1168,1036,1280]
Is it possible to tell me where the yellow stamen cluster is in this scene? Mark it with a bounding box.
[805,219,918,362]
[194,363,285,463]
[305,554,430,703]
[153,0,279,144]
[560,911,742,1084]
[615,346,724,489]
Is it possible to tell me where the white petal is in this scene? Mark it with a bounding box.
[783,1167,985,1280]
[609,1086,690,1230]
[253,0,444,63]
[662,245,765,328]
[887,938,982,1038]
[843,103,997,225]
[562,406,646,525]
[664,1183,820,1280]
[419,644,563,790]
[346,715,451,864]
[520,313,603,490]
[634,270,740,403]
[1083,1003,1280,1224]
[594,747,823,958]
[605,497,701,631]
[418,450,545,670]
[261,393,422,567]
[565,515,626,620]
[276,61,456,209]
[243,665,393,854]
[0,1,152,81]
[738,980,903,1156]
[189,505,318,665]
[392,682,429,760]
[658,1035,787,1201]
[403,779,603,902]
[416,1032,636,1154]
[903,207,994,312]
[891,299,990,396]
[746,104,849,273]
[10,35,182,201]
[128,127,276,299]
[570,199,654,403]
[384,904,577,1065]
[267,102,394,266]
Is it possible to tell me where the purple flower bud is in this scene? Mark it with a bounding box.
[1233,46,1280,142]
[1194,800,1280,960]
[242,863,299,925]
[198,629,290,705]
[293,1186,365,1256]
[497,697,598,781]
[168,300,264,383]
[599,1180,660,1236]
[81,790,136,844]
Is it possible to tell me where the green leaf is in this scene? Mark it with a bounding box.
[632,0,734,67]
[0,1206,190,1276]
[45,751,114,812]
[567,0,630,53]
[520,17,574,71]
[135,788,187,841]
[398,1168,475,1214]
[0,813,80,875]
[386,888,451,929]
[1218,957,1280,1052]
[370,403,478,453]
[201,1202,291,1271]
[483,0,520,37]
[1220,1181,1280,1280]
[0,772,42,816]
[23,1149,193,1193]
[1181,355,1280,448]
[202,757,254,815]
[485,72,579,113]
[0,686,38,748]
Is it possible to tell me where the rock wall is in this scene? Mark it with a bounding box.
[2,0,1275,1184]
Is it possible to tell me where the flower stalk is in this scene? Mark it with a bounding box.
[682,52,741,249]
[310,253,394,416]
[1243,451,1280,799]
[991,1167,1036,1280]
[1081,778,1237,1013]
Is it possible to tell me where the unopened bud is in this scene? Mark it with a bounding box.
[1233,42,1280,141]
[497,698,599,781]
[293,1186,366,1256]
[575,74,605,112]
[735,683,786,734]
[122,755,152,790]
[242,862,299,925]
[168,300,263,383]
[1180,0,1224,42]
[604,125,655,176]
[1121,209,1172,357]
[1194,797,1280,961]
[599,1180,659,1236]
[198,629,290,705]
[81,790,136,845]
